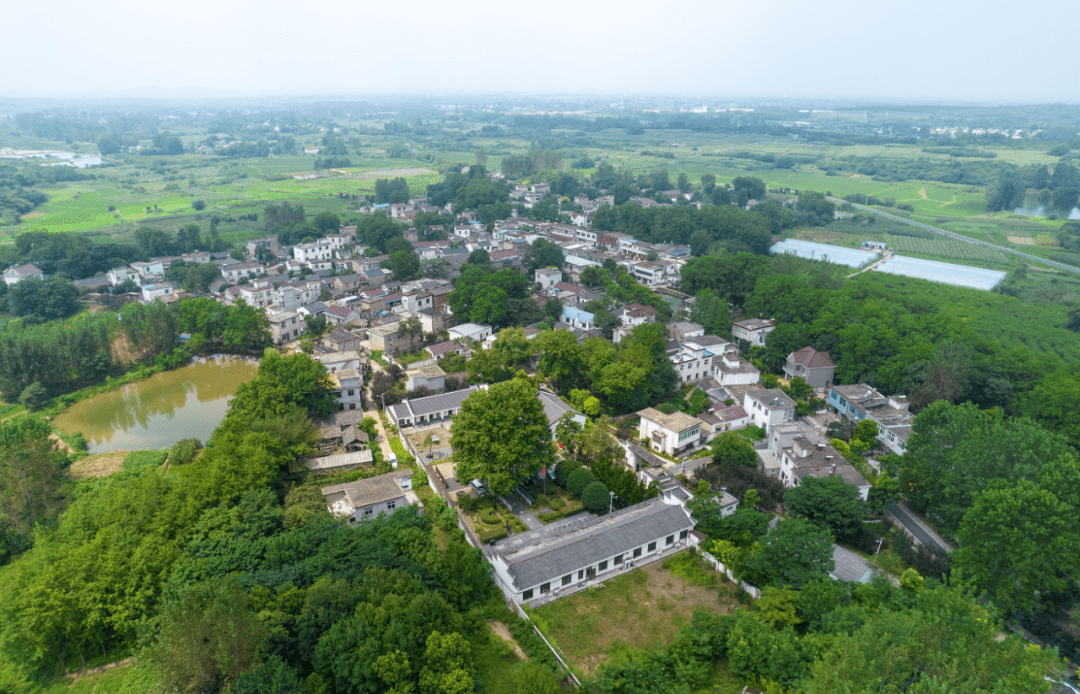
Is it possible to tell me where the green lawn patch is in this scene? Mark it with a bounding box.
[527,554,739,676]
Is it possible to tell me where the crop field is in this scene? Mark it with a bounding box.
[888,235,1005,262]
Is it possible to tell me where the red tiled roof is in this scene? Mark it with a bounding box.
[325,306,352,318]
[554,281,584,294]
[490,249,517,261]
[790,346,835,369]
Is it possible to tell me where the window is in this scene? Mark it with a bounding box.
[363,508,372,517]
[540,582,550,594]
[599,560,608,571]
[562,575,572,586]
[522,589,533,601]
[633,547,642,558]
[578,570,584,580]
[347,389,354,396]
[387,501,396,510]
[666,535,674,546]
[680,529,688,540]
[614,554,623,565]
[647,542,656,553]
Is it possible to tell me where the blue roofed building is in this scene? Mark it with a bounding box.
[560,305,596,331]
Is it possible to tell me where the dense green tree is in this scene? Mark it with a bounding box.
[744,518,834,589]
[450,378,555,497]
[900,401,1072,533]
[386,250,421,281]
[523,239,565,271]
[799,585,1062,694]
[785,477,867,543]
[954,470,1080,617]
[581,481,612,514]
[711,432,757,467]
[144,578,267,694]
[689,288,730,336]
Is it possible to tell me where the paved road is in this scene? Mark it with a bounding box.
[831,198,1080,276]
[885,502,951,553]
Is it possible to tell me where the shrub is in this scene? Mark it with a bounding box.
[480,508,502,525]
[457,494,478,511]
[567,467,596,496]
[555,460,581,488]
[582,481,611,513]
[169,437,202,465]
[478,527,508,544]
[192,199,206,211]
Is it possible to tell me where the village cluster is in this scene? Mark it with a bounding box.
[2,181,923,610]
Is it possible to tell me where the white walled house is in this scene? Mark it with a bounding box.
[489,496,699,606]
[669,340,714,384]
[638,407,703,456]
[328,369,364,411]
[293,241,334,263]
[743,389,797,432]
[322,471,419,523]
[221,262,264,284]
[732,318,776,347]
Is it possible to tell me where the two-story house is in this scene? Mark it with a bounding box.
[743,389,797,432]
[731,318,776,348]
[783,347,836,389]
[638,407,703,456]
[827,384,914,455]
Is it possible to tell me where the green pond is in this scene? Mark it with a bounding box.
[53,356,259,453]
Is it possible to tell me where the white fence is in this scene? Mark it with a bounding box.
[701,551,761,600]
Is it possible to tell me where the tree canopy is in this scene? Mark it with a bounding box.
[449,377,555,497]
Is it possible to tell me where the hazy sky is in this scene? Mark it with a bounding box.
[5,0,1079,102]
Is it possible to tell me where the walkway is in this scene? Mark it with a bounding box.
[831,198,1080,276]
[363,360,395,462]
[884,501,953,553]
[505,493,544,530]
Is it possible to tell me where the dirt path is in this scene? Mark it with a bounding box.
[488,620,528,661]
[919,187,927,199]
[364,361,396,461]
[66,657,133,681]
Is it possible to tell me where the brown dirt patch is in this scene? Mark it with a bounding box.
[919,187,928,199]
[49,433,76,456]
[1008,235,1036,245]
[66,657,134,681]
[69,451,129,479]
[488,620,528,661]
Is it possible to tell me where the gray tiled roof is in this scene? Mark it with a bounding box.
[321,470,410,507]
[536,390,581,427]
[830,545,875,583]
[492,498,695,590]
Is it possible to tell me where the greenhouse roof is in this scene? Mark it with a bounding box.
[770,239,878,268]
[873,256,1006,291]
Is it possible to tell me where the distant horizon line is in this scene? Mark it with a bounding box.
[1,86,1077,108]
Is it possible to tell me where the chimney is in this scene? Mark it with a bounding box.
[831,463,837,476]
[816,442,825,451]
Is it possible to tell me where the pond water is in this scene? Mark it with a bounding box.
[0,148,103,168]
[52,356,259,453]
[1013,205,1080,220]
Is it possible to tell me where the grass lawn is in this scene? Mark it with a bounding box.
[528,553,740,676]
